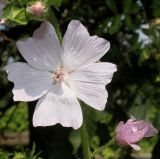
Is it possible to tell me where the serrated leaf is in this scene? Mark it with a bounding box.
[3,5,27,25]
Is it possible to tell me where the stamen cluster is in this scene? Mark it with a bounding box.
[53,69,65,83]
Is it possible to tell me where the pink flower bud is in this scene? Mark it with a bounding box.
[0,18,5,24]
[116,119,158,150]
[27,2,46,16]
[0,0,7,23]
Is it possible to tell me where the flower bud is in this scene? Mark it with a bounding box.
[116,119,158,150]
[0,0,7,23]
[27,2,46,16]
[0,18,5,24]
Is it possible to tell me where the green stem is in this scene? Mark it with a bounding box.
[91,138,115,157]
[80,122,91,159]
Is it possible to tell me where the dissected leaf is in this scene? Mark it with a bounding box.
[3,5,27,25]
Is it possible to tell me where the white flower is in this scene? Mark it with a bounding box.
[5,20,117,129]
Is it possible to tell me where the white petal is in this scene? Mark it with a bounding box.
[68,62,117,110]
[33,84,83,129]
[130,144,141,151]
[62,20,110,72]
[17,21,61,71]
[5,62,53,101]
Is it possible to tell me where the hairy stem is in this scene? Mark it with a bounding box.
[80,122,91,159]
[92,138,115,157]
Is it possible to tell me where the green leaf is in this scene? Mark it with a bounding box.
[130,3,140,14]
[9,0,28,7]
[13,153,25,159]
[47,0,62,8]
[105,0,118,14]
[155,107,160,130]
[3,5,27,25]
[123,0,132,13]
[153,0,160,17]
[109,15,121,34]
[0,151,11,159]
[125,15,133,29]
[18,0,28,6]
[128,88,156,121]
[139,48,150,62]
[142,28,155,36]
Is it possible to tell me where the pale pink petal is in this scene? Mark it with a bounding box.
[62,20,110,72]
[5,62,53,101]
[33,84,83,129]
[127,128,147,144]
[68,62,116,111]
[116,133,128,146]
[17,21,61,71]
[116,121,130,146]
[116,119,158,150]
[132,120,158,137]
[27,2,46,16]
[116,121,125,133]
[127,119,135,123]
[130,144,141,151]
[144,123,158,137]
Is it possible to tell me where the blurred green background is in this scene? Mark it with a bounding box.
[0,0,160,159]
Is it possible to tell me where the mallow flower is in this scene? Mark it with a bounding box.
[116,119,158,150]
[5,20,117,129]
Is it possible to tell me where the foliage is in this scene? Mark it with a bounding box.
[0,103,28,133]
[3,0,62,25]
[0,144,43,159]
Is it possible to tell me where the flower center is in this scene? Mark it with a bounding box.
[53,69,65,83]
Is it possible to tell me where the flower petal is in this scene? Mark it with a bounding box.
[127,128,147,144]
[144,124,158,137]
[68,62,117,110]
[132,120,158,137]
[130,144,141,151]
[62,20,110,72]
[5,62,53,101]
[17,21,61,71]
[116,121,125,133]
[33,84,83,129]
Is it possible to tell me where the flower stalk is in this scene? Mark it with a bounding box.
[80,122,91,159]
[91,138,115,157]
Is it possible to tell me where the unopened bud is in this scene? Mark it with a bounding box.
[27,2,47,16]
[0,0,8,23]
[0,18,5,24]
